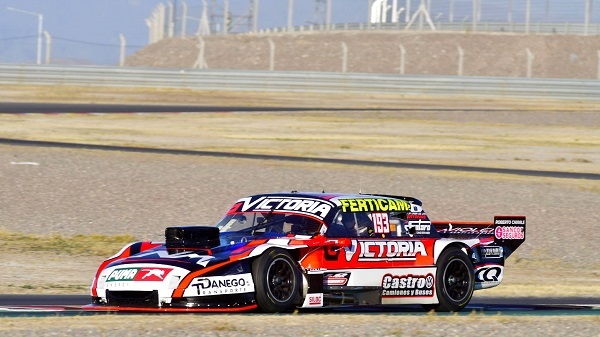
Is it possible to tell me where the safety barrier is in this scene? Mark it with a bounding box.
[0,64,598,101]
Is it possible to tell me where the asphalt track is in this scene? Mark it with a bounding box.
[1,137,599,181]
[0,102,516,113]
[0,295,598,317]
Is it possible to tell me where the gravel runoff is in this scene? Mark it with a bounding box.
[0,314,599,337]
[1,144,599,266]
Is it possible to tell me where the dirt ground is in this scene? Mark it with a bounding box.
[125,31,600,79]
[1,314,599,337]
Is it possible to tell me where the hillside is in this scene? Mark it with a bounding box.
[125,31,600,79]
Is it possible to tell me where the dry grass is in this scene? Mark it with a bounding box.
[2,84,599,110]
[1,111,598,175]
[0,229,136,257]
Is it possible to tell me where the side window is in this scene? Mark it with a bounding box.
[327,211,422,238]
[355,212,374,236]
[388,212,408,237]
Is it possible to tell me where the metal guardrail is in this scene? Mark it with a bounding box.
[0,64,598,101]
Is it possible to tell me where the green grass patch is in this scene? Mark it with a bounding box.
[0,229,136,256]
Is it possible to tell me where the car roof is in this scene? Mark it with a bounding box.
[257,192,423,206]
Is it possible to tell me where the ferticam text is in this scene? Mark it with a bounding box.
[339,198,411,213]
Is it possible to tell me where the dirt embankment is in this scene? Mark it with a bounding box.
[125,31,600,79]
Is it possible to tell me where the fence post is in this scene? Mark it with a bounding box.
[526,48,534,78]
[457,46,464,76]
[399,44,406,74]
[597,50,600,80]
[194,36,208,69]
[268,38,275,71]
[341,42,348,73]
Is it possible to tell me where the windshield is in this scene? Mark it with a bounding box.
[216,212,324,237]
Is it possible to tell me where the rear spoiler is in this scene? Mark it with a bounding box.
[432,215,526,258]
[492,215,526,258]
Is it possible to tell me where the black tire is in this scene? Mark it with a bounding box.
[427,247,474,312]
[252,249,301,313]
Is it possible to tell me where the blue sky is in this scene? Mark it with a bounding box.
[0,0,597,65]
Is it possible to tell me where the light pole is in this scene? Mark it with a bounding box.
[7,7,43,65]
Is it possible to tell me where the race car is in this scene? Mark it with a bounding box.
[86,192,526,313]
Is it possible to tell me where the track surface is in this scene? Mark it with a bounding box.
[1,138,598,180]
[0,294,598,317]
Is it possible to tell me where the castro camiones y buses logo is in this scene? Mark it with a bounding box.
[106,267,173,282]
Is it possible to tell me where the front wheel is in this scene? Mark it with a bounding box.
[252,249,300,313]
[426,247,474,312]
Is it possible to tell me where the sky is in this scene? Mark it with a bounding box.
[0,0,598,66]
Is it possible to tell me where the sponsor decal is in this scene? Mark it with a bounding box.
[475,266,503,283]
[189,274,254,296]
[437,225,494,235]
[339,198,411,213]
[303,293,324,307]
[382,273,434,297]
[309,294,323,305]
[494,219,526,225]
[137,268,172,281]
[406,213,428,220]
[237,196,332,220]
[107,268,138,282]
[344,240,428,262]
[404,220,431,236]
[106,267,173,282]
[481,246,503,258]
[323,272,351,286]
[494,226,525,240]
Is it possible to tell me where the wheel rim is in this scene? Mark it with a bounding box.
[266,257,295,303]
[443,258,471,302]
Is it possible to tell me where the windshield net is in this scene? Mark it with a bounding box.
[216,212,323,236]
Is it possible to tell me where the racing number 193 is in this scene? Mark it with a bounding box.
[373,213,390,234]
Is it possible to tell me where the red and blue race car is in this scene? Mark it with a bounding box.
[86,192,526,312]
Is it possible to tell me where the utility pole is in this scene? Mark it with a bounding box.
[119,34,127,66]
[7,7,43,65]
[584,0,592,35]
[472,0,477,32]
[43,31,51,64]
[326,0,332,29]
[525,0,531,34]
[252,0,259,32]
[223,0,229,34]
[181,0,188,36]
[288,0,294,31]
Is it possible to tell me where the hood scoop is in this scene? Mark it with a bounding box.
[165,226,220,254]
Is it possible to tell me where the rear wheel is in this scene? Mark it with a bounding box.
[425,247,474,312]
[252,249,300,313]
